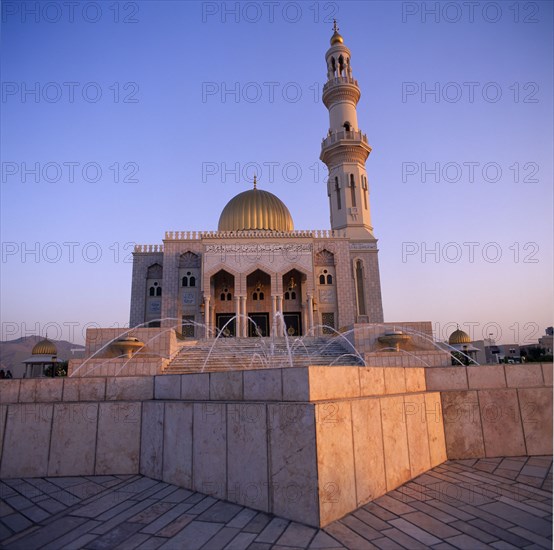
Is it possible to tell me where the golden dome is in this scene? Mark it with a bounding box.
[32,338,57,356]
[448,329,471,345]
[218,184,294,232]
[330,31,344,45]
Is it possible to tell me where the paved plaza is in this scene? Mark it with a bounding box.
[0,457,551,549]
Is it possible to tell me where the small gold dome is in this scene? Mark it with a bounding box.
[330,31,344,45]
[218,186,294,232]
[32,338,57,356]
[448,329,471,345]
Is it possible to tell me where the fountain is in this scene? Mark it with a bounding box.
[110,336,145,359]
[67,316,465,378]
[377,330,412,352]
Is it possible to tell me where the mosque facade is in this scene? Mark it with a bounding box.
[129,25,384,339]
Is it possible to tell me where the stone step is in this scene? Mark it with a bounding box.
[165,335,363,373]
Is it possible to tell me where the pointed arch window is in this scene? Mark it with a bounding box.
[219,281,232,301]
[362,176,368,209]
[149,282,161,297]
[339,55,345,76]
[284,276,297,300]
[318,269,333,285]
[335,177,341,210]
[350,174,356,207]
[355,260,366,316]
[252,281,265,301]
[182,271,196,287]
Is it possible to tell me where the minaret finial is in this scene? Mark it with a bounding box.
[330,19,343,45]
[253,175,257,190]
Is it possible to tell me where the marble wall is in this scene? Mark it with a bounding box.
[426,363,553,458]
[0,363,551,527]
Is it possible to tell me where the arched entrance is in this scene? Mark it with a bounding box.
[246,269,271,337]
[282,269,305,336]
[211,270,236,337]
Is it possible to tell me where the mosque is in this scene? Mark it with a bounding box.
[130,23,384,339]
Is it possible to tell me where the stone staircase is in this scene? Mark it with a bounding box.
[164,336,364,374]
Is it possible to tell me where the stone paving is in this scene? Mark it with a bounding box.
[0,457,551,549]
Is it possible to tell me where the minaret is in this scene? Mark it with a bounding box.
[320,21,374,240]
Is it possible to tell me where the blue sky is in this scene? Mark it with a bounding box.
[1,0,552,345]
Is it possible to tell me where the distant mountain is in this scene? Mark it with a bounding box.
[0,335,85,374]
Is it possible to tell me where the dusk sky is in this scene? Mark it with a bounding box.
[1,0,552,346]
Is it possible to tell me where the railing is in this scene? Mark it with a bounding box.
[323,76,359,91]
[321,129,368,149]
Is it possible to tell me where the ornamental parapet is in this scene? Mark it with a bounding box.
[322,76,359,91]
[163,229,347,241]
[133,244,164,253]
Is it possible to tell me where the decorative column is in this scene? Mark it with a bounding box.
[307,294,314,335]
[204,295,211,338]
[240,296,247,337]
[211,304,216,337]
[234,296,241,338]
[301,303,307,337]
[271,295,277,336]
[276,295,283,336]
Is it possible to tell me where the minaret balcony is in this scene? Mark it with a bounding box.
[321,129,368,149]
[320,129,372,166]
[322,76,361,107]
[323,75,359,92]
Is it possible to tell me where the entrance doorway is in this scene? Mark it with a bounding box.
[283,312,302,336]
[248,313,269,337]
[216,314,236,337]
